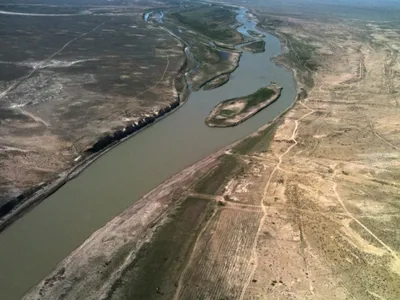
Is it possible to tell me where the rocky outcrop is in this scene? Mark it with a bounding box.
[0,185,42,218]
[86,97,181,154]
[0,97,182,231]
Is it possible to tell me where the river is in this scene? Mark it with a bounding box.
[0,7,296,300]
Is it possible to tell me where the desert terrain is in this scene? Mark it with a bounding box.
[0,1,243,228]
[12,1,400,300]
[0,0,185,218]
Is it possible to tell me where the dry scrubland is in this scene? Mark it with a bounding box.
[0,2,185,207]
[163,4,243,90]
[22,5,400,300]
[165,11,400,298]
[0,2,243,227]
[235,10,400,299]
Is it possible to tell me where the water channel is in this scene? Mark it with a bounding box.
[0,8,296,300]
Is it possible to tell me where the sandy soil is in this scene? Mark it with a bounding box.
[235,10,400,300]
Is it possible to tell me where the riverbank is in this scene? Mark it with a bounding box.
[0,4,248,233]
[242,40,266,53]
[192,50,241,91]
[21,30,300,298]
[21,75,299,298]
[21,147,223,300]
[0,2,195,223]
[202,73,230,90]
[0,6,298,300]
[20,115,282,300]
[0,70,189,233]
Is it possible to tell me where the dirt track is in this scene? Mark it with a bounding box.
[148,9,400,300]
[21,146,223,300]
[236,10,400,299]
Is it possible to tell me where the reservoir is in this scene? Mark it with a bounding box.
[0,8,296,300]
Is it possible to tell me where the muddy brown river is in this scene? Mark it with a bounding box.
[0,8,296,300]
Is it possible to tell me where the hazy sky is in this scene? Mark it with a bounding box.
[260,0,400,8]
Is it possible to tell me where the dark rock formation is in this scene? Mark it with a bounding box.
[1,97,182,225]
[0,185,42,218]
[86,98,180,154]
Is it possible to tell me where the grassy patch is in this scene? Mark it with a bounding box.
[220,109,235,117]
[206,85,280,127]
[202,73,230,90]
[188,43,238,90]
[169,6,241,44]
[191,44,229,66]
[349,216,400,250]
[194,154,244,195]
[286,37,319,71]
[233,122,278,155]
[243,87,275,111]
[257,15,318,88]
[106,196,215,300]
[280,34,318,88]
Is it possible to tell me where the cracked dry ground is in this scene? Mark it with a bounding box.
[173,17,400,300]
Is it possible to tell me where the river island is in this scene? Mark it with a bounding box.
[206,83,282,127]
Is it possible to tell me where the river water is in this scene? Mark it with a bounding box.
[0,8,296,300]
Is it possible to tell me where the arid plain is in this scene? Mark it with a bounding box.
[1,1,399,300]
[21,2,400,300]
[0,0,244,229]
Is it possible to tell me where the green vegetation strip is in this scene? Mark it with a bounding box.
[106,118,281,300]
[194,154,246,195]
[243,87,275,111]
[206,84,281,127]
[257,15,318,88]
[233,122,279,155]
[202,73,230,90]
[106,197,215,299]
[169,6,241,44]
